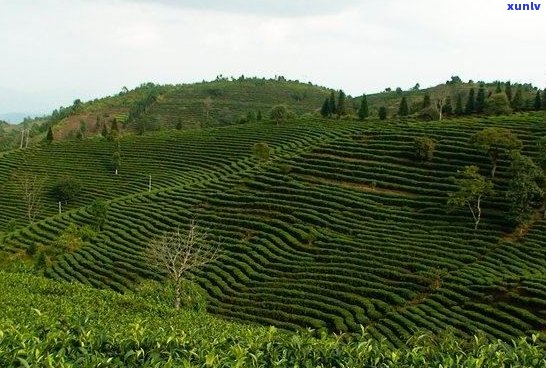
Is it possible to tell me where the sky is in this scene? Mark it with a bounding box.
[1,0,545,120]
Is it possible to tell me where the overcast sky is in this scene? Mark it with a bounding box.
[1,0,545,118]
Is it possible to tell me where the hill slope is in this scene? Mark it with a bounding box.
[2,113,546,347]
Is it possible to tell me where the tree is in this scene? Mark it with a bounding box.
[257,110,263,122]
[412,83,420,91]
[448,166,494,230]
[50,178,82,204]
[464,89,475,114]
[46,127,54,144]
[16,173,46,223]
[176,118,183,130]
[505,81,513,102]
[379,106,387,120]
[534,90,542,111]
[112,139,121,175]
[146,220,220,309]
[358,95,369,120]
[512,88,524,111]
[475,84,486,113]
[471,127,522,178]
[269,105,291,125]
[422,94,431,109]
[101,124,109,138]
[484,93,512,115]
[495,82,502,93]
[455,94,464,116]
[443,96,453,116]
[398,97,409,117]
[328,91,336,117]
[252,142,271,161]
[320,98,330,118]
[88,199,109,230]
[542,89,546,110]
[337,90,347,117]
[506,152,544,227]
[414,137,437,161]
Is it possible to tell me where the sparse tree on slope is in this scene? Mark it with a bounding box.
[328,91,336,117]
[358,94,369,121]
[455,94,464,116]
[476,84,486,113]
[414,136,437,161]
[269,105,291,125]
[320,98,330,118]
[506,152,544,228]
[146,220,220,309]
[484,93,512,115]
[112,139,121,175]
[379,106,388,120]
[465,89,475,114]
[448,166,494,230]
[46,127,54,144]
[495,82,502,93]
[471,127,522,178]
[512,88,524,111]
[17,173,46,223]
[534,90,542,111]
[252,142,271,161]
[337,90,347,117]
[398,97,409,117]
[422,94,431,109]
[88,199,109,231]
[505,81,513,102]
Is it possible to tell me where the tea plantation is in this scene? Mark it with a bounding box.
[2,112,546,350]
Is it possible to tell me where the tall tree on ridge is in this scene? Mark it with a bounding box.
[465,89,476,114]
[398,96,409,117]
[358,94,369,121]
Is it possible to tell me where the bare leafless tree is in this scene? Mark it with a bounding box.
[16,173,46,223]
[146,220,220,309]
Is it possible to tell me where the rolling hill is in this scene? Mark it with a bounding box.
[2,110,546,347]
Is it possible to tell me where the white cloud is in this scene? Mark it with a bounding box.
[0,0,544,115]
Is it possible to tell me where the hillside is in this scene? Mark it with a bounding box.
[2,112,546,347]
[2,77,543,153]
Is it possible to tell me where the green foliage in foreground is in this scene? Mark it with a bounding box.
[1,272,546,367]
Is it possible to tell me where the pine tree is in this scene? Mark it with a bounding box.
[46,127,54,144]
[100,123,107,138]
[505,81,513,102]
[443,96,453,115]
[379,106,387,120]
[465,89,475,114]
[542,89,546,110]
[328,91,336,117]
[337,90,347,117]
[495,82,502,94]
[512,88,523,111]
[358,94,369,121]
[455,94,464,116]
[476,84,486,114]
[534,90,542,111]
[422,94,431,109]
[320,98,330,118]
